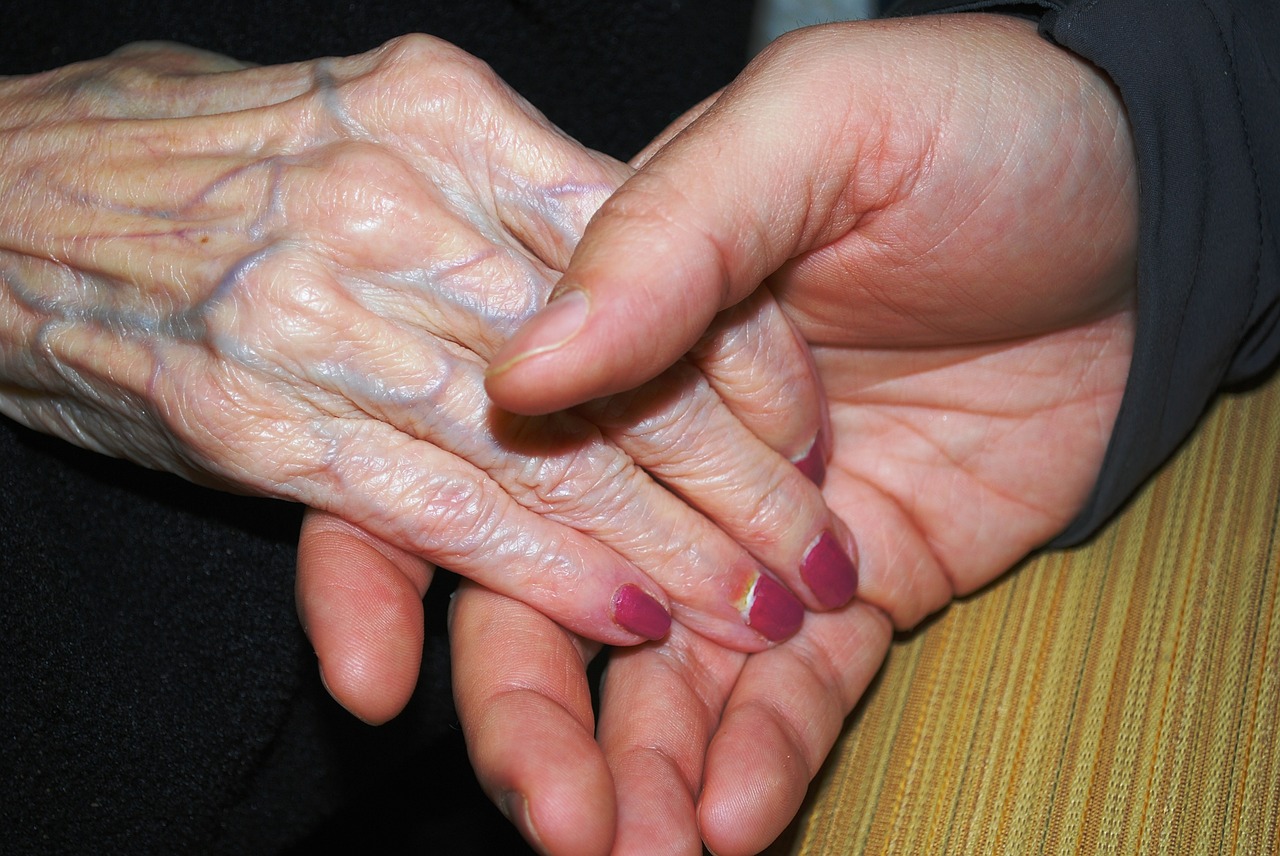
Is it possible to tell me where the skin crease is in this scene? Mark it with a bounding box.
[0,37,862,652]
[297,13,1139,856]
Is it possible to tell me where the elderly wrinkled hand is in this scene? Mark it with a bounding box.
[0,38,851,649]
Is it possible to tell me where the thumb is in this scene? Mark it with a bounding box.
[485,30,875,414]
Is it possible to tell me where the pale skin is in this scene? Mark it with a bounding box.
[0,37,858,652]
[299,14,1140,855]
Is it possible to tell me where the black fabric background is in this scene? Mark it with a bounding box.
[2,0,752,159]
[0,3,752,853]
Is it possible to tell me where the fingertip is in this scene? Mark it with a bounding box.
[487,157,756,415]
[520,767,617,856]
[791,436,827,486]
[316,661,390,727]
[609,749,702,856]
[611,584,672,641]
[697,714,811,856]
[452,589,616,855]
[799,530,859,611]
[314,623,422,726]
[485,283,689,416]
[498,791,550,856]
[296,511,430,724]
[475,706,618,856]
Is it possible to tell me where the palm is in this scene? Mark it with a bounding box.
[815,308,1133,625]
[573,310,1136,855]
[589,20,1144,837]
[760,9,1138,619]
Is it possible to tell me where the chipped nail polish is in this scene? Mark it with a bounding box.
[801,531,858,609]
[612,584,671,640]
[745,574,805,642]
[792,438,826,485]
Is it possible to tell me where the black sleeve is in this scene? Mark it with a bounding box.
[884,0,1280,545]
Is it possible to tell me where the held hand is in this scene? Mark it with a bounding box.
[462,14,1139,855]
[297,283,854,721]
[0,39,846,648]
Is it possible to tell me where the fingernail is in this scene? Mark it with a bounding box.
[488,289,588,376]
[792,437,826,485]
[744,574,804,642]
[801,531,859,609]
[612,584,671,640]
[500,791,547,854]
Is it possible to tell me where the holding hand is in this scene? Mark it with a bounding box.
[464,14,1138,854]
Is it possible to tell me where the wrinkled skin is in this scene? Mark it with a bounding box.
[0,38,855,650]
[299,15,1139,855]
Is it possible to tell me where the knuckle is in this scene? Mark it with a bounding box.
[320,435,508,556]
[497,417,632,516]
[160,369,312,488]
[598,171,677,224]
[412,472,499,548]
[330,35,530,168]
[521,450,629,514]
[76,44,232,116]
[366,33,504,112]
[377,33,452,71]
[47,63,154,118]
[600,361,711,437]
[291,141,428,263]
[756,26,831,75]
[738,468,805,540]
[201,246,336,356]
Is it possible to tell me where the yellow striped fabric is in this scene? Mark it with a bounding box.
[773,369,1280,855]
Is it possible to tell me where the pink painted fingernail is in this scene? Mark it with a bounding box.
[745,574,805,642]
[792,438,827,485]
[612,584,671,640]
[801,531,858,609]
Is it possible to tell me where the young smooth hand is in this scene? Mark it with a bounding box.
[467,14,1138,855]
